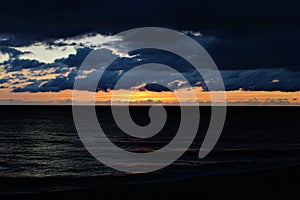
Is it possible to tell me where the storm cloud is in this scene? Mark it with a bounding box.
[5,48,300,93]
[1,0,300,93]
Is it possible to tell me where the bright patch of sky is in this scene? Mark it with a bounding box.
[15,43,77,63]
[0,52,9,63]
[12,33,126,63]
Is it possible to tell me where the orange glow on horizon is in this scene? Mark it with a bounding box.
[0,87,300,106]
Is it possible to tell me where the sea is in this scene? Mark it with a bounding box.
[0,106,299,195]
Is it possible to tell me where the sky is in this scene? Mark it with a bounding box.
[0,0,300,105]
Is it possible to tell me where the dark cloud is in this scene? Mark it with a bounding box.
[0,78,9,84]
[222,69,300,92]
[0,0,299,70]
[2,47,300,93]
[198,31,300,70]
[0,47,28,58]
[4,59,46,72]
[1,0,299,37]
[9,47,300,93]
[13,66,300,93]
[12,69,77,93]
[142,83,171,92]
[54,48,91,67]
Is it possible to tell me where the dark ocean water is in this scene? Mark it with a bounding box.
[0,106,299,194]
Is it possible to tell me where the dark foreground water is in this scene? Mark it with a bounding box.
[0,106,299,197]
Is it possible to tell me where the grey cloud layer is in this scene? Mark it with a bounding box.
[1,46,300,93]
